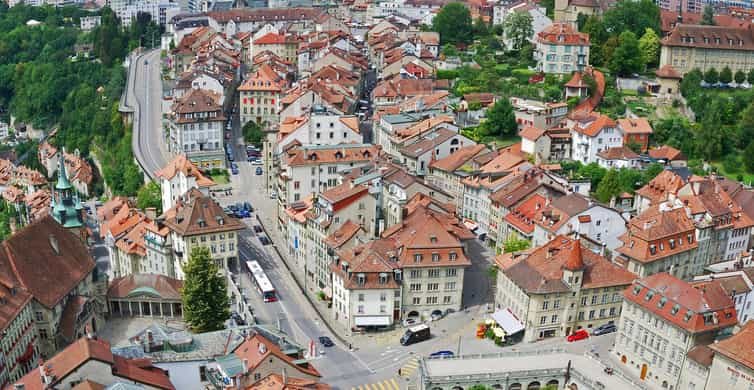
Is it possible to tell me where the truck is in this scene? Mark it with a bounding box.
[400,324,430,346]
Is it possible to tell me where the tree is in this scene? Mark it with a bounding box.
[745,141,754,173]
[242,120,264,146]
[182,247,230,332]
[704,68,719,84]
[638,28,660,68]
[701,5,715,25]
[749,68,754,84]
[602,0,661,38]
[582,17,608,65]
[472,17,489,37]
[595,169,622,203]
[737,102,754,149]
[643,163,665,183]
[680,68,703,97]
[735,70,746,84]
[136,181,162,214]
[540,0,554,18]
[503,237,530,253]
[626,139,643,154]
[432,2,473,45]
[578,163,608,188]
[609,31,644,76]
[482,98,517,137]
[503,11,533,51]
[719,66,733,84]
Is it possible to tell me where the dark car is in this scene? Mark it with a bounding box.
[255,167,263,175]
[429,350,454,358]
[318,336,334,347]
[235,209,250,218]
[258,235,270,245]
[228,204,239,212]
[253,225,263,233]
[243,202,253,212]
[592,323,617,336]
[227,153,234,162]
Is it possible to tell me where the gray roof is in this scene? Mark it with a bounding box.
[549,193,591,217]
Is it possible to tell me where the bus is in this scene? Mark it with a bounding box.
[246,261,276,302]
[400,324,430,346]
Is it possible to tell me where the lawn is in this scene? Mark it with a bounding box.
[711,156,754,185]
[482,134,520,149]
[210,171,229,185]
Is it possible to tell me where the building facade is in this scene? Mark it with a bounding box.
[535,22,590,74]
[167,88,227,169]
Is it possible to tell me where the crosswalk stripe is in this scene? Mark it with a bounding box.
[389,378,401,390]
[357,386,364,390]
[365,384,374,390]
[377,381,387,390]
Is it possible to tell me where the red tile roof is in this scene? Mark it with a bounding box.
[617,206,697,263]
[573,114,617,137]
[617,118,653,135]
[107,274,183,300]
[519,126,546,141]
[246,373,331,390]
[649,145,686,162]
[234,334,321,378]
[503,194,547,234]
[655,65,682,79]
[662,24,754,51]
[596,146,640,160]
[429,144,489,172]
[624,273,737,334]
[635,170,685,205]
[537,22,590,46]
[710,321,754,370]
[163,188,245,236]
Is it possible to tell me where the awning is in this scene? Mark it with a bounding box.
[491,309,525,335]
[354,316,391,326]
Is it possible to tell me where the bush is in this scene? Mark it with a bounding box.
[511,68,536,83]
[494,63,511,76]
[436,69,460,80]
[722,154,740,173]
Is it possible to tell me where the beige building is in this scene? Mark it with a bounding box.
[163,188,245,280]
[660,24,754,75]
[495,236,635,343]
[535,22,590,74]
[615,273,737,390]
[705,321,754,390]
[238,63,289,127]
[167,88,227,169]
[428,144,495,213]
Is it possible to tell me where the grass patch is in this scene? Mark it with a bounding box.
[482,134,520,148]
[711,156,754,185]
[210,171,229,185]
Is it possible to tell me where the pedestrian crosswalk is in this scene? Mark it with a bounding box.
[399,357,420,378]
[351,377,401,390]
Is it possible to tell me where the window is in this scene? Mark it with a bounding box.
[426,296,438,304]
[445,282,456,291]
[427,269,440,278]
[412,297,421,304]
[589,310,595,319]
[199,366,208,381]
[35,312,43,322]
[443,296,452,304]
[432,253,440,262]
[410,270,421,278]
[449,252,457,261]
[581,297,587,306]
[380,293,386,301]
[609,307,617,316]
[554,300,561,309]
[540,316,547,325]
[599,308,606,317]
[578,311,584,320]
[410,283,422,291]
[380,305,386,313]
[427,283,439,291]
[357,305,364,313]
[551,314,558,323]
[542,301,550,310]
[446,268,457,277]
[414,254,422,263]
[591,295,598,305]
[40,329,48,339]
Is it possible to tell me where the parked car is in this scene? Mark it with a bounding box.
[255,167,263,175]
[402,318,418,327]
[252,159,263,165]
[235,209,250,218]
[231,166,239,175]
[227,153,234,162]
[429,350,454,358]
[270,191,277,199]
[247,155,255,162]
[430,311,443,321]
[258,235,270,245]
[228,204,239,212]
[318,336,334,347]
[253,225,263,233]
[567,329,590,342]
[592,323,617,336]
[223,207,234,215]
[225,132,231,140]
[243,202,253,212]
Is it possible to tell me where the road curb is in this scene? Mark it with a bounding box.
[254,214,352,347]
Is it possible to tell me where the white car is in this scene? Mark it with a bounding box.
[270,191,277,199]
[252,159,263,165]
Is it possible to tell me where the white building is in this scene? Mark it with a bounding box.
[535,22,590,74]
[167,88,227,169]
[397,127,475,176]
[276,110,362,154]
[156,154,215,213]
[596,146,641,169]
[571,115,624,164]
[80,16,101,32]
[693,270,754,325]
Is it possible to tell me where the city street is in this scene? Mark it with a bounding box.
[131,49,169,180]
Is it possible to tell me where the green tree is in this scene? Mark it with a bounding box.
[503,11,533,51]
[482,98,517,137]
[609,31,645,76]
[578,163,608,188]
[503,237,531,253]
[595,169,622,203]
[749,68,754,84]
[540,0,554,18]
[472,17,489,37]
[602,0,661,38]
[735,70,746,84]
[136,181,162,214]
[701,5,715,25]
[719,66,733,84]
[432,2,473,45]
[242,120,264,147]
[182,247,230,332]
[737,102,754,149]
[643,163,665,183]
[638,28,660,68]
[680,68,703,97]
[745,141,754,173]
[581,16,608,66]
[704,68,719,84]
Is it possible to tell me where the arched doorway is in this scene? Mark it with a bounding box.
[546,380,559,387]
[509,384,522,390]
[527,382,541,390]
[640,364,648,380]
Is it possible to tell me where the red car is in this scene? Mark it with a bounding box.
[567,329,589,342]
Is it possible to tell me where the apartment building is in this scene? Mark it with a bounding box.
[660,24,754,76]
[634,170,686,214]
[704,321,754,390]
[519,126,572,163]
[380,164,454,228]
[571,114,624,164]
[331,240,402,330]
[693,270,754,324]
[510,97,568,131]
[238,63,289,126]
[535,22,590,74]
[495,236,635,343]
[156,154,215,213]
[596,146,642,169]
[615,273,737,390]
[427,144,495,213]
[276,110,362,154]
[0,275,36,386]
[398,128,475,176]
[377,115,457,159]
[163,188,245,280]
[167,88,226,169]
[251,32,301,63]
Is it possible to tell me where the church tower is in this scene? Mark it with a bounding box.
[50,149,85,240]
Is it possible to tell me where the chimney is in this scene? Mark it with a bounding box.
[243,359,249,375]
[600,242,606,257]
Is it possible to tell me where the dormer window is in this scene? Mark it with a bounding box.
[669,239,675,250]
[660,242,665,251]
[449,252,457,261]
[197,218,206,228]
[644,290,655,301]
[687,234,693,244]
[687,310,696,323]
[430,235,437,243]
[357,273,366,285]
[649,244,657,255]
[633,285,642,295]
[432,253,440,262]
[379,273,388,284]
[657,296,667,308]
[671,304,681,315]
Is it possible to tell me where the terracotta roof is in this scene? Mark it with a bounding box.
[533,193,592,233]
[374,78,436,99]
[163,188,245,236]
[398,128,459,158]
[156,154,215,187]
[596,146,640,160]
[246,373,331,390]
[573,114,617,137]
[284,144,379,167]
[71,380,106,390]
[463,92,495,105]
[319,182,369,211]
[655,64,682,79]
[253,32,289,45]
[1,216,95,309]
[519,126,546,141]
[503,194,547,234]
[686,345,715,367]
[537,22,590,45]
[233,334,321,378]
[12,337,174,390]
[479,150,527,174]
[710,321,754,370]
[564,71,587,88]
[624,273,737,334]
[662,24,754,51]
[497,236,636,294]
[205,8,325,23]
[171,88,225,123]
[107,274,184,300]
[324,220,364,249]
[332,239,401,289]
[649,145,686,162]
[617,118,653,135]
[617,206,697,263]
[635,170,685,205]
[394,115,454,140]
[97,196,130,223]
[429,144,489,172]
[0,249,33,333]
[239,63,288,92]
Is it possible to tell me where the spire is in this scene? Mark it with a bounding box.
[55,148,72,191]
[564,240,585,271]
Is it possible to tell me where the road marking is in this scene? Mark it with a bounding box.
[389,378,400,390]
[377,381,387,390]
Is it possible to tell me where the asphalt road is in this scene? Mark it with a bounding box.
[131,49,169,179]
